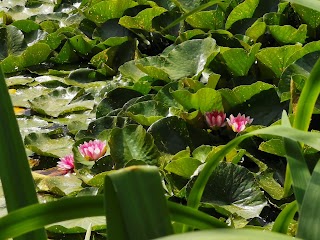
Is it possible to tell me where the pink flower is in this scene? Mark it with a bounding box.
[57,154,74,173]
[78,139,107,161]
[226,113,253,132]
[205,111,226,128]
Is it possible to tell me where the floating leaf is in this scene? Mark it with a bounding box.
[200,162,267,219]
[25,132,74,158]
[29,86,94,117]
[165,157,202,178]
[84,0,138,24]
[109,125,160,167]
[269,24,308,45]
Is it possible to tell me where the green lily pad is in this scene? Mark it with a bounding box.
[257,170,284,200]
[119,6,167,31]
[256,44,302,78]
[172,87,223,113]
[10,86,51,108]
[218,43,261,76]
[165,157,202,178]
[0,25,26,60]
[259,139,286,157]
[109,124,160,167]
[17,116,50,139]
[292,3,320,29]
[6,76,34,87]
[186,9,225,30]
[36,175,83,196]
[47,216,106,234]
[225,0,259,30]
[29,86,94,117]
[268,24,308,45]
[24,132,74,158]
[1,42,52,73]
[126,100,169,126]
[84,0,138,24]
[201,162,267,219]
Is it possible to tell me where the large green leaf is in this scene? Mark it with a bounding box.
[225,0,259,30]
[186,8,225,30]
[119,7,167,31]
[29,86,94,117]
[172,88,223,113]
[1,42,52,73]
[200,162,267,219]
[291,3,320,28]
[256,45,302,77]
[126,100,169,126]
[268,24,308,44]
[109,125,160,166]
[47,217,106,234]
[84,0,138,24]
[24,132,74,158]
[165,157,202,178]
[0,25,26,60]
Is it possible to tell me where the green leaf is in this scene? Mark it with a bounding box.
[272,201,298,234]
[268,24,308,44]
[218,43,261,76]
[129,38,219,81]
[0,25,26,60]
[1,42,52,73]
[259,139,286,157]
[186,9,225,30]
[256,44,303,78]
[35,174,83,196]
[11,20,40,33]
[257,170,284,200]
[291,3,320,28]
[29,86,94,117]
[104,166,173,240]
[47,217,105,234]
[200,162,267,219]
[24,132,74,158]
[297,160,320,239]
[172,88,223,113]
[0,63,47,239]
[155,229,300,240]
[165,157,202,178]
[84,0,138,24]
[126,100,169,126]
[225,0,259,30]
[119,7,167,31]
[109,125,160,166]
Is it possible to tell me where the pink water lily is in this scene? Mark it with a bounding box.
[226,113,253,132]
[205,111,226,128]
[78,139,107,161]
[57,154,74,173]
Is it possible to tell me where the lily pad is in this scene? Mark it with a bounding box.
[47,216,106,234]
[126,100,169,126]
[165,157,202,178]
[201,162,267,219]
[29,86,94,117]
[109,124,160,167]
[24,132,74,158]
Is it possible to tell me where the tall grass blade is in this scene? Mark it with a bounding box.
[272,201,298,234]
[293,57,320,131]
[104,166,173,240]
[167,201,228,229]
[0,66,47,239]
[297,160,320,239]
[155,228,300,240]
[0,196,104,239]
[281,112,311,207]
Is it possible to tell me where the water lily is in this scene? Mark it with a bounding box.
[78,139,107,161]
[205,111,226,128]
[57,154,74,173]
[226,113,253,132]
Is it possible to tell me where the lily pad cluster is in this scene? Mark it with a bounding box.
[1,0,320,238]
